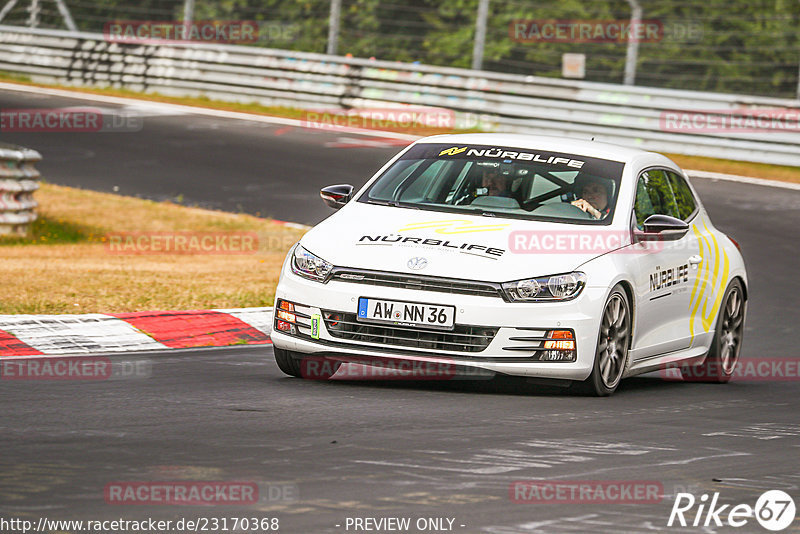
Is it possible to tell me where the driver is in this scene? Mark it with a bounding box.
[571,177,611,219]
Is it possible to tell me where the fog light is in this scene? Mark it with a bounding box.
[540,329,576,362]
[544,330,574,350]
[276,299,299,335]
[544,339,575,350]
[277,309,296,323]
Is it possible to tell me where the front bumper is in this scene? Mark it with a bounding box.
[272,266,608,381]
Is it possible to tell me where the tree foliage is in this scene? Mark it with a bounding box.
[5,0,797,97]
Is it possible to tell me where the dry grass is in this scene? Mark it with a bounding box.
[0,184,305,314]
[666,153,800,184]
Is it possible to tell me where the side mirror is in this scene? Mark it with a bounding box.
[635,214,689,242]
[320,184,354,210]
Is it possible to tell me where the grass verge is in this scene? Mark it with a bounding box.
[1,73,798,183]
[0,184,305,314]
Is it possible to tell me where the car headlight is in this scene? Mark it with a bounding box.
[291,245,333,282]
[502,272,586,302]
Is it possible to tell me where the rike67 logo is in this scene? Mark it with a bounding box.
[668,490,796,531]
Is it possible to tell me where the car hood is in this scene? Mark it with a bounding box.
[300,203,622,282]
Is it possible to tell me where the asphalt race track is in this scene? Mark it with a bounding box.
[0,88,402,225]
[2,87,800,533]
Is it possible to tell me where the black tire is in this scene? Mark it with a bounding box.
[576,284,632,396]
[273,348,342,380]
[273,346,302,378]
[681,279,745,383]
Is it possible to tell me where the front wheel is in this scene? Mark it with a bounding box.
[681,279,745,383]
[273,348,342,380]
[273,346,302,377]
[577,285,631,396]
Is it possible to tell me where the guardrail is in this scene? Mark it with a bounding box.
[1,25,800,166]
[0,142,41,235]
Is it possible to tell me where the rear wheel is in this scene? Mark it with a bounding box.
[577,285,631,396]
[681,279,745,383]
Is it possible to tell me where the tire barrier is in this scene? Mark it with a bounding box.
[0,143,41,236]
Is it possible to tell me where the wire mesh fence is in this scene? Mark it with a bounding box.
[0,0,797,99]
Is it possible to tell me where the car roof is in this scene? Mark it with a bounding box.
[414,133,664,165]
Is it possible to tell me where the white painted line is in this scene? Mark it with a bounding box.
[0,343,262,361]
[687,169,800,191]
[324,136,413,149]
[282,222,311,230]
[214,308,273,336]
[0,314,168,354]
[272,220,312,231]
[0,81,421,141]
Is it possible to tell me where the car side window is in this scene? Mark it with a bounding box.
[633,170,680,229]
[666,171,698,220]
[634,177,655,229]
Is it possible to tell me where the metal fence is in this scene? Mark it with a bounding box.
[1,25,800,166]
[0,0,798,99]
[0,142,41,235]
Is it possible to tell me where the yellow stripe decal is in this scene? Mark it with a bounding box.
[688,224,705,342]
[689,217,730,342]
[688,224,705,307]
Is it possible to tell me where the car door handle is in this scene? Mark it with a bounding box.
[688,255,703,265]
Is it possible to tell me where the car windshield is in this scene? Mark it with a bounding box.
[358,143,625,224]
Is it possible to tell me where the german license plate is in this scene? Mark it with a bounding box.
[357,298,455,330]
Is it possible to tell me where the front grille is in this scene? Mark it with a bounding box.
[330,268,502,299]
[322,311,497,352]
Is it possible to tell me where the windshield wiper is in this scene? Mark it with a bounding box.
[455,207,499,217]
[366,198,398,206]
[366,199,418,209]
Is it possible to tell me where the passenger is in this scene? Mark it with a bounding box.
[572,177,611,219]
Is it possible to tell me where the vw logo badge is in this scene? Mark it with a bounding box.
[407,257,428,270]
